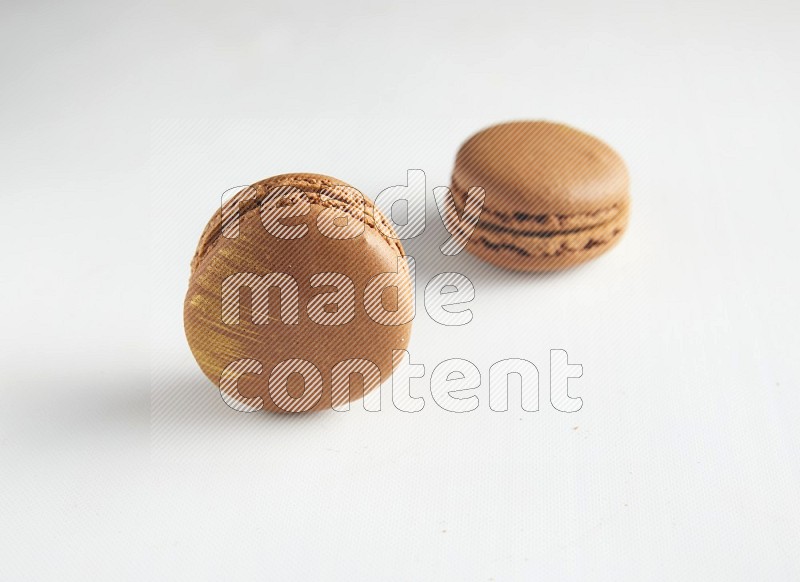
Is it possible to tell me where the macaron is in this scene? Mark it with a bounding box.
[450,121,631,271]
[184,173,413,413]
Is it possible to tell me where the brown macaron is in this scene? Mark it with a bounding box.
[184,173,413,413]
[451,121,631,271]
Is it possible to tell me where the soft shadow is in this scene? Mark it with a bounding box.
[8,369,151,453]
[151,366,348,435]
[9,365,349,457]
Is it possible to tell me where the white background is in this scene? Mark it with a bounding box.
[1,0,799,580]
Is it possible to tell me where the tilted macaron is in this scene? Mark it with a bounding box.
[451,121,631,271]
[184,173,413,413]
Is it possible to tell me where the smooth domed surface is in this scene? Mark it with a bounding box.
[184,174,413,413]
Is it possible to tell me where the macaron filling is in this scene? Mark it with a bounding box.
[470,208,628,259]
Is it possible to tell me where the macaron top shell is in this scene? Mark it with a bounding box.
[184,173,412,413]
[452,121,630,231]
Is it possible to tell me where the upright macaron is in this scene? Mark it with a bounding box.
[184,173,413,413]
[451,121,631,271]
